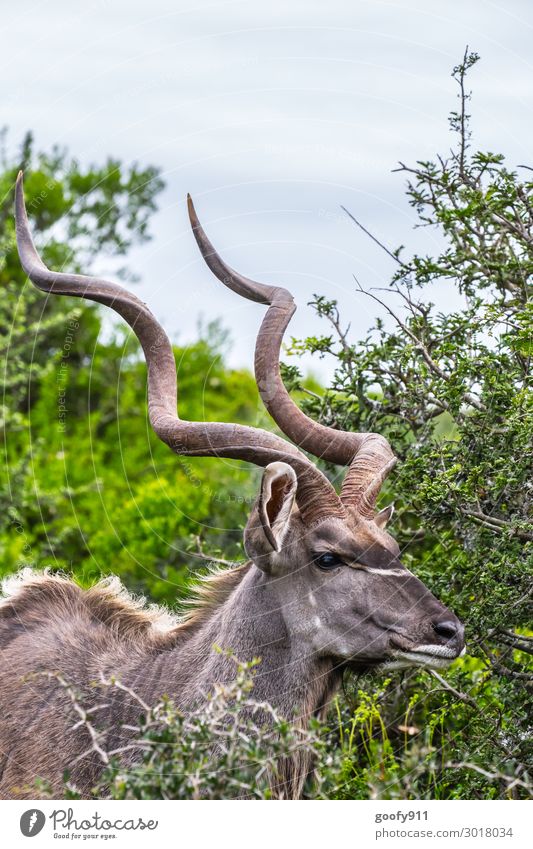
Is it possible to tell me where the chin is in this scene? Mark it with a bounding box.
[343,657,387,675]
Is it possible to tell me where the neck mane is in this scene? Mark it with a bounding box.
[172,561,253,638]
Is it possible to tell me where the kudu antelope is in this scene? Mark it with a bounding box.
[0,173,464,799]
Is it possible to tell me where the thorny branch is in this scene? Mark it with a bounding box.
[341,205,405,267]
[191,535,240,568]
[354,280,486,411]
[445,762,533,794]
[42,671,110,766]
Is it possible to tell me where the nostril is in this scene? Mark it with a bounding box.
[432,620,459,642]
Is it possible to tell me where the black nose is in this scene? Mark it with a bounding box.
[432,619,462,643]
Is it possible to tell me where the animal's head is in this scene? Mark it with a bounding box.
[15,173,464,671]
[244,461,463,669]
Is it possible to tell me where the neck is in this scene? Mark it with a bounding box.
[153,564,342,725]
[120,564,342,799]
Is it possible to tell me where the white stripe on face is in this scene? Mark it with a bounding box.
[359,567,407,576]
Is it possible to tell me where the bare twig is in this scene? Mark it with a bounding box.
[99,672,153,714]
[192,535,240,568]
[457,45,471,177]
[500,630,533,643]
[445,761,533,795]
[355,279,485,411]
[428,670,478,710]
[463,509,533,541]
[480,643,533,684]
[43,671,109,765]
[341,205,405,267]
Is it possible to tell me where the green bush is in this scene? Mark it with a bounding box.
[34,658,332,801]
[0,135,262,604]
[288,51,532,799]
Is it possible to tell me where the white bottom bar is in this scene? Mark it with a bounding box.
[2,799,531,848]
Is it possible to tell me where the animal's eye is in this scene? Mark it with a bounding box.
[315,552,343,571]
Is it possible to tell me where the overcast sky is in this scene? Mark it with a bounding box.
[3,0,532,377]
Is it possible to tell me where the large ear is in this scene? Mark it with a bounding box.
[259,462,298,550]
[244,462,298,566]
[374,503,394,529]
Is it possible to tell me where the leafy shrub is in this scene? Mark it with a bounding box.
[287,51,532,799]
[35,657,333,801]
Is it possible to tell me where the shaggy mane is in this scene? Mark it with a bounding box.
[0,564,252,647]
[174,561,252,636]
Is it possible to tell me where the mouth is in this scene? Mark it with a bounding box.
[384,644,466,671]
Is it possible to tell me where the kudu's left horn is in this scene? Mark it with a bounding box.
[15,172,345,525]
